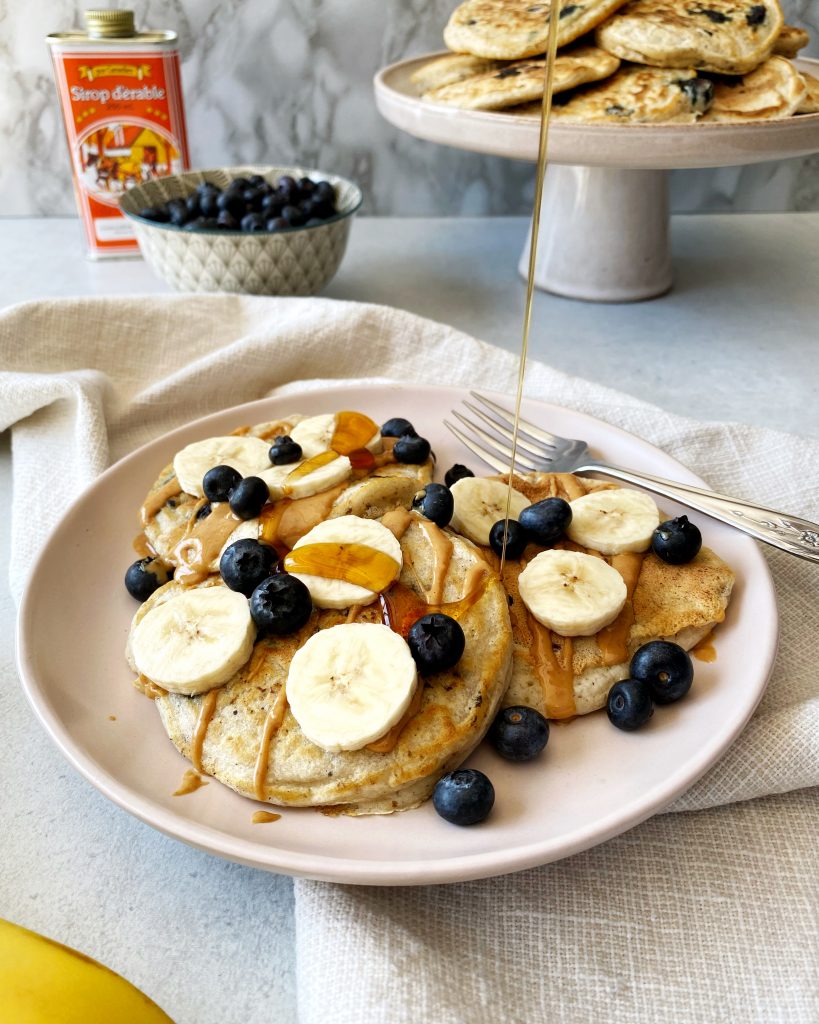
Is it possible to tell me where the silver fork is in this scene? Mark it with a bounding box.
[445,392,819,564]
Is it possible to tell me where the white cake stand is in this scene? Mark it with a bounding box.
[374,54,819,301]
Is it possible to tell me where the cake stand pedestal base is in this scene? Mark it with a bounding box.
[518,165,672,303]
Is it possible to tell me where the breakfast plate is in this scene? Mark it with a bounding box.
[16,382,778,885]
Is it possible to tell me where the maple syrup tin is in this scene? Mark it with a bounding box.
[48,9,190,258]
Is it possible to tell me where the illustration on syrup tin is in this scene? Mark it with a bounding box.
[76,120,183,203]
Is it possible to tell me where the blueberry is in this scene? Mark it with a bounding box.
[444,464,474,488]
[746,4,766,26]
[199,218,220,231]
[216,190,246,219]
[412,483,454,527]
[228,476,269,519]
[433,769,494,826]
[630,641,693,705]
[196,181,220,197]
[298,176,316,195]
[269,436,302,465]
[195,502,212,521]
[488,705,549,760]
[607,679,654,731]
[186,193,201,217]
[202,464,242,503]
[167,199,189,226]
[266,217,289,232]
[315,180,336,203]
[281,204,306,227]
[307,197,335,220]
[250,574,313,636]
[519,497,572,546]
[240,212,266,233]
[183,218,205,232]
[488,519,527,560]
[242,186,262,208]
[651,515,702,565]
[216,210,239,231]
[198,191,220,218]
[219,538,276,596]
[394,435,430,464]
[381,417,416,438]
[277,174,298,195]
[407,613,465,673]
[247,174,267,189]
[139,206,169,223]
[124,556,171,601]
[261,193,283,217]
[229,176,251,191]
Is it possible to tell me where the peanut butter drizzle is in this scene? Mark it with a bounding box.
[133,674,167,699]
[380,508,413,541]
[173,769,208,796]
[417,519,454,606]
[346,604,363,623]
[173,502,243,585]
[692,631,717,662]
[252,811,281,824]
[260,484,348,552]
[257,419,297,441]
[132,532,157,558]
[253,684,289,801]
[140,476,182,524]
[526,613,576,719]
[366,683,425,753]
[229,425,251,436]
[191,689,219,773]
[596,551,645,666]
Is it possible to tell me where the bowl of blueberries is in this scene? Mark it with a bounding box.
[119,165,362,296]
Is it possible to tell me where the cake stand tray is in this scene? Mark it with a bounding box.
[375,54,819,301]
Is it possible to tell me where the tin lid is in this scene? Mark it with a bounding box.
[83,9,136,38]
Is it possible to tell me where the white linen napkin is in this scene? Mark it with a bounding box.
[2,296,817,1023]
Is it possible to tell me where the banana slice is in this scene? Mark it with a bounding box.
[173,436,272,497]
[131,586,255,695]
[449,477,530,547]
[519,549,627,637]
[286,622,418,752]
[281,451,353,499]
[567,489,660,554]
[284,515,402,609]
[290,412,381,460]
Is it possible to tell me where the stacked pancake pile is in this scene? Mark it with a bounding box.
[414,0,817,123]
[126,407,736,817]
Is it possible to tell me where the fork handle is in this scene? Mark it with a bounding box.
[580,461,819,564]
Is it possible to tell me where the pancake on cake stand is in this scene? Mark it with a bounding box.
[374,55,819,302]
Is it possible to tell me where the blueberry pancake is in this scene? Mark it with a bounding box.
[423,46,620,110]
[409,53,506,93]
[446,472,735,721]
[773,24,809,59]
[129,513,513,815]
[797,71,819,114]
[551,64,714,122]
[595,0,785,75]
[702,56,807,121]
[443,0,631,60]
[139,413,433,582]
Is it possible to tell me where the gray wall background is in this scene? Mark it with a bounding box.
[2,0,818,217]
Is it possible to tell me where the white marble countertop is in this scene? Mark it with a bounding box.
[1,214,817,1023]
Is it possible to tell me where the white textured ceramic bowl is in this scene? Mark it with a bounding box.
[119,165,362,296]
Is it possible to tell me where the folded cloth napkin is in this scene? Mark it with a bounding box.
[2,296,817,1023]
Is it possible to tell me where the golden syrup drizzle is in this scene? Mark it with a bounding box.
[252,811,281,824]
[190,689,219,773]
[330,411,380,455]
[283,542,400,591]
[500,2,563,574]
[379,565,489,639]
[283,449,340,491]
[692,631,717,662]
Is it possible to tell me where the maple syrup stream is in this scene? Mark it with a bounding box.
[500,2,562,573]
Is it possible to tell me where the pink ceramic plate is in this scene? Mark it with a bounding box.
[16,383,778,884]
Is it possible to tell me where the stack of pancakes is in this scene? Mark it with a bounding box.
[128,412,735,816]
[414,0,817,123]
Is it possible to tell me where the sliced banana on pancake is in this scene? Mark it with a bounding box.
[174,436,272,497]
[450,477,530,546]
[567,489,659,554]
[131,587,255,695]
[519,549,627,636]
[284,515,402,609]
[286,622,418,752]
[290,412,381,459]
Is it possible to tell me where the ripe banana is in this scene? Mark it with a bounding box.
[290,413,380,460]
[449,477,530,547]
[566,488,660,554]
[173,435,271,497]
[518,549,627,636]
[0,918,174,1023]
[286,622,418,751]
[284,515,402,609]
[131,586,255,694]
